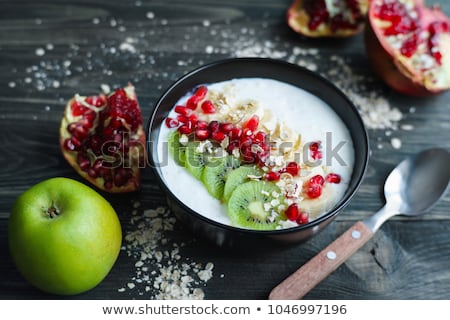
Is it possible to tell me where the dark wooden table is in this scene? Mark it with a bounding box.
[1,0,449,300]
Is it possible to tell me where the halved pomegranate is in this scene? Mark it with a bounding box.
[59,84,146,193]
[287,0,369,37]
[365,0,450,96]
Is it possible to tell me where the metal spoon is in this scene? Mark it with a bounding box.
[269,148,450,300]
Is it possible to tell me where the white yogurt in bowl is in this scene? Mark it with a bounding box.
[157,78,355,230]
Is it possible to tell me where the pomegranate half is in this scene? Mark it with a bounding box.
[365,0,450,96]
[287,0,369,37]
[59,84,146,193]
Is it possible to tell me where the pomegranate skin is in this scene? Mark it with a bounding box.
[365,0,450,96]
[287,0,369,38]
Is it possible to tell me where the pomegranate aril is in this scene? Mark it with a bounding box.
[208,120,219,132]
[176,114,189,124]
[244,115,259,131]
[306,183,322,199]
[230,127,242,140]
[400,32,418,58]
[71,100,88,116]
[114,168,131,187]
[227,140,240,154]
[325,173,341,184]
[186,96,199,110]
[178,125,192,135]
[196,120,208,130]
[195,129,210,141]
[211,131,225,142]
[174,105,191,116]
[253,131,266,143]
[219,122,233,134]
[194,85,207,99]
[285,203,299,221]
[304,0,329,31]
[310,174,325,186]
[296,212,309,225]
[309,141,321,152]
[77,153,90,172]
[285,162,300,176]
[201,100,216,114]
[165,117,179,128]
[265,171,280,181]
[188,114,198,128]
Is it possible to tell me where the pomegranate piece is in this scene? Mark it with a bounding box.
[59,84,146,193]
[365,0,450,96]
[287,0,369,38]
[285,203,300,221]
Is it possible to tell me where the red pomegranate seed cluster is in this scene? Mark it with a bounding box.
[373,0,448,65]
[309,141,323,160]
[304,0,364,32]
[285,203,309,225]
[63,89,142,189]
[305,173,341,199]
[265,161,300,181]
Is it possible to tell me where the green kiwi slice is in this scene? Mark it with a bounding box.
[201,155,240,200]
[167,131,186,166]
[223,165,263,203]
[227,180,282,230]
[184,141,206,180]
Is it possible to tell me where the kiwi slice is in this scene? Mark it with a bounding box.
[227,180,282,230]
[201,155,240,200]
[184,141,206,180]
[167,130,186,166]
[223,165,263,203]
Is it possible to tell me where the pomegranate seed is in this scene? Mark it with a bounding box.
[265,171,280,181]
[85,95,106,108]
[208,120,219,132]
[285,162,300,176]
[186,96,199,110]
[244,115,259,131]
[219,122,234,134]
[165,117,179,128]
[176,114,189,124]
[178,125,192,135]
[325,173,341,184]
[253,131,266,143]
[71,100,88,116]
[230,127,242,140]
[310,175,325,186]
[189,113,198,124]
[285,203,299,221]
[77,153,90,172]
[309,141,321,152]
[306,183,322,199]
[196,120,208,130]
[296,212,309,225]
[195,129,210,141]
[211,131,225,142]
[174,105,191,116]
[194,85,207,99]
[88,167,98,178]
[226,140,240,154]
[312,150,323,160]
[201,100,216,114]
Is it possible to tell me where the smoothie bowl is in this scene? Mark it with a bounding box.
[148,58,369,247]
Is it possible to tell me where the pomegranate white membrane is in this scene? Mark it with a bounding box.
[157,78,355,229]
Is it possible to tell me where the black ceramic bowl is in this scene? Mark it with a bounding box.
[148,58,369,247]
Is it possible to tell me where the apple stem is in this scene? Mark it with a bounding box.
[46,201,60,219]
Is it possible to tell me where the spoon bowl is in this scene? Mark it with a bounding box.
[270,148,450,300]
[384,148,450,216]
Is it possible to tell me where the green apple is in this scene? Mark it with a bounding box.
[8,177,122,295]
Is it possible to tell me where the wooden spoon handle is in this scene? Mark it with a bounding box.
[269,221,374,300]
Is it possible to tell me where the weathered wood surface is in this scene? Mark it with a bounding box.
[0,0,449,299]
